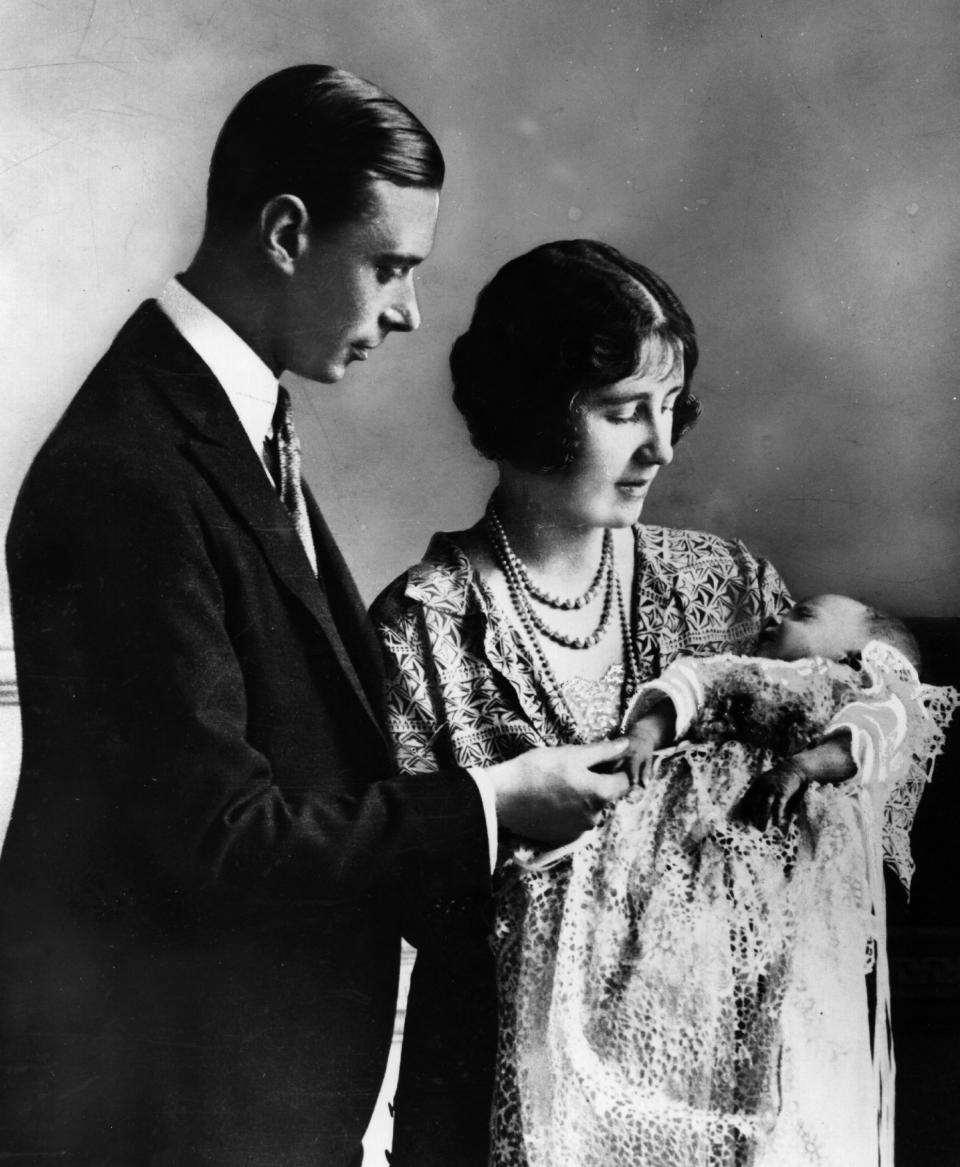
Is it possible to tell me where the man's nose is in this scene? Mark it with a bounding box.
[383,277,421,333]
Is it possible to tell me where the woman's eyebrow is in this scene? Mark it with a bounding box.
[594,382,684,403]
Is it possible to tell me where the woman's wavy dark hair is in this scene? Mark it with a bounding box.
[450,239,700,471]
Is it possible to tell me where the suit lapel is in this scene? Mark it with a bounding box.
[303,483,389,726]
[133,303,385,737]
[187,439,385,738]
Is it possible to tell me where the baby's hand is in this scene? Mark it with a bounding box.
[736,758,808,832]
[620,701,676,788]
[623,720,659,788]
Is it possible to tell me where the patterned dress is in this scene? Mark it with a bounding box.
[371,524,792,1163]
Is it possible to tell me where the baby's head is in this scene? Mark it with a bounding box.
[755,594,920,669]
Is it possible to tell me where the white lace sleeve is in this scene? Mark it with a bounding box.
[620,654,745,739]
[827,640,960,893]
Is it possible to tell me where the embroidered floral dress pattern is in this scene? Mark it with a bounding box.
[373,525,793,775]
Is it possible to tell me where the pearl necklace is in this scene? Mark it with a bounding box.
[487,504,615,650]
[485,503,642,717]
[486,506,613,610]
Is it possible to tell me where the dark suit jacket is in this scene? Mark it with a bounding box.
[0,302,490,1166]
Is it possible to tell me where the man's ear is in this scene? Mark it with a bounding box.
[260,194,310,275]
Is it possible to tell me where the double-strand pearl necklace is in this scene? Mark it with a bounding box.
[485,503,642,718]
[486,505,615,649]
[488,509,613,612]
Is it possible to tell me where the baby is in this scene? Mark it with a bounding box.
[753,593,918,665]
[623,593,923,834]
[510,598,957,1167]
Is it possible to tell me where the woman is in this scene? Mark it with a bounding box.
[371,240,795,1164]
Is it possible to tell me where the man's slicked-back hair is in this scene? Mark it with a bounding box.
[205,64,445,237]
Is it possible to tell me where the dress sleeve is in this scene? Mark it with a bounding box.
[373,588,498,873]
[373,590,450,775]
[754,549,794,622]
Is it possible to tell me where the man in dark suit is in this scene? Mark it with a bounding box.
[0,66,627,1166]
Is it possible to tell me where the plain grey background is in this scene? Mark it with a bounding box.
[1,0,957,639]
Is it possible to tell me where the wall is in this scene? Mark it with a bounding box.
[1,0,957,642]
[0,3,957,1159]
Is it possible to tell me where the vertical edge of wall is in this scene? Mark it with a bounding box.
[0,649,16,703]
[0,648,19,850]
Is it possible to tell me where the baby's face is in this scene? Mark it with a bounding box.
[755,594,869,661]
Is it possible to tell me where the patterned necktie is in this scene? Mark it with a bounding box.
[269,386,318,575]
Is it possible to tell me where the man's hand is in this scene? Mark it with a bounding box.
[737,758,808,831]
[484,738,632,845]
[622,700,677,788]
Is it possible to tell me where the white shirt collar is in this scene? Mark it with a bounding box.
[157,277,279,458]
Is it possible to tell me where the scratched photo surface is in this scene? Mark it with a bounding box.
[0,0,957,1162]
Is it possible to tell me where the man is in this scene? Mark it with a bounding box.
[0,66,627,1165]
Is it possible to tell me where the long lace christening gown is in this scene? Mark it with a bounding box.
[496,643,958,1167]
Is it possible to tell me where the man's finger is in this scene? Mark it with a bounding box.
[590,771,630,802]
[581,737,631,768]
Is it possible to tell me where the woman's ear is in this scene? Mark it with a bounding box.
[259,194,310,275]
